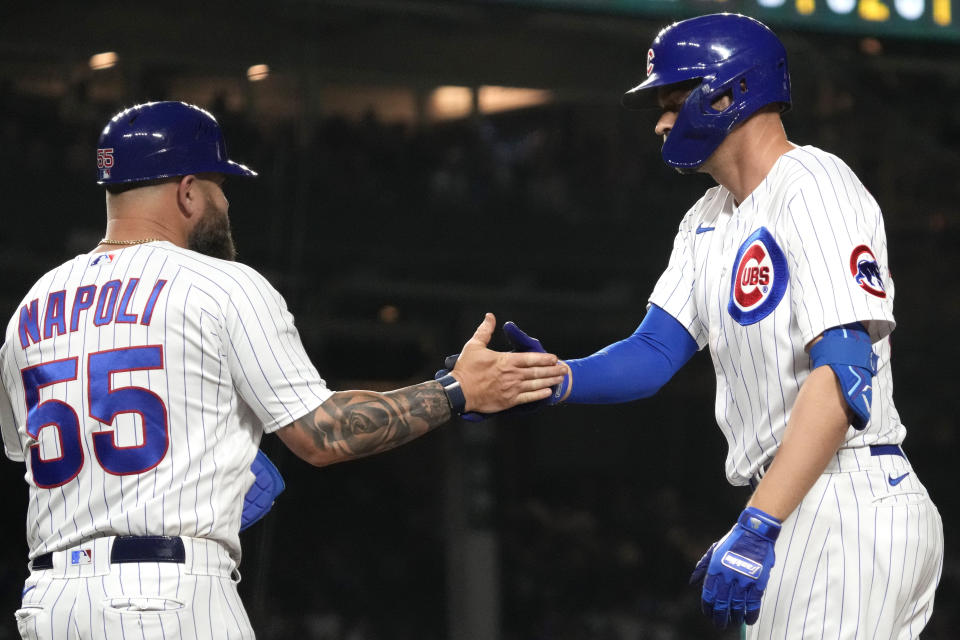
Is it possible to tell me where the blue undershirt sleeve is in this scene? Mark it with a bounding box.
[564,304,699,404]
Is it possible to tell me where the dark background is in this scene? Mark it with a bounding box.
[0,1,956,638]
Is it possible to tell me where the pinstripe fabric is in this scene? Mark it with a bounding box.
[748,451,942,639]
[650,146,900,485]
[16,542,254,639]
[648,146,943,636]
[2,242,334,637]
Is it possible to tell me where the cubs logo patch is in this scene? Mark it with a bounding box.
[728,227,789,326]
[849,244,886,298]
[646,48,655,76]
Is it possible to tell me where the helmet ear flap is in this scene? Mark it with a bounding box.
[715,76,750,113]
[695,76,735,115]
[704,89,735,114]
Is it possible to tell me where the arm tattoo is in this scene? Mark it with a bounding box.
[292,381,452,462]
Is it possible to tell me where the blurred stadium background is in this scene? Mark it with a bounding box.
[1,0,957,638]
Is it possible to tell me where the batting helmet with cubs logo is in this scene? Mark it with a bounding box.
[622,13,791,171]
[96,101,257,185]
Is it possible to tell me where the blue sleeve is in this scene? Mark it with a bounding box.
[565,304,699,404]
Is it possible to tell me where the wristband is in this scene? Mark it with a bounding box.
[738,506,782,542]
[436,374,466,415]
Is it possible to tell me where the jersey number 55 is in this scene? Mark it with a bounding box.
[21,345,168,488]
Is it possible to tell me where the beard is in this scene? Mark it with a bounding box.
[188,198,237,261]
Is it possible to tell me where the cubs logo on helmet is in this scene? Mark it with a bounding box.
[849,244,886,298]
[728,227,789,325]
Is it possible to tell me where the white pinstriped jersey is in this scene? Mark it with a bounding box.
[650,145,903,485]
[0,241,332,564]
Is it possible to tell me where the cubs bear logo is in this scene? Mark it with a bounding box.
[646,48,655,76]
[728,227,789,326]
[849,244,886,298]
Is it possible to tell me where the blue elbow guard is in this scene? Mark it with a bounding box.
[241,450,286,532]
[809,323,879,430]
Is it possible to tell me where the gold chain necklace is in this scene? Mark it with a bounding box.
[98,238,163,246]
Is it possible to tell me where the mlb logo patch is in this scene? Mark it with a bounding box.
[90,253,115,266]
[70,549,93,565]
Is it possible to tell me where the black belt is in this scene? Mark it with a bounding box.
[31,536,185,571]
[749,444,905,490]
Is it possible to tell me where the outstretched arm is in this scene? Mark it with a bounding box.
[277,382,452,467]
[277,313,565,467]
[562,304,698,403]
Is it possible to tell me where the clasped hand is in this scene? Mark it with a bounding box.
[449,314,566,414]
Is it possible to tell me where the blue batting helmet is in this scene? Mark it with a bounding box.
[622,13,791,170]
[96,101,257,185]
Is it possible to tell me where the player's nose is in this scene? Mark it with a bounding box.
[655,111,676,139]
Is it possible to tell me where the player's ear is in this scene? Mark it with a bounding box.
[175,174,200,219]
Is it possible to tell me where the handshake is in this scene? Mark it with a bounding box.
[436,314,570,419]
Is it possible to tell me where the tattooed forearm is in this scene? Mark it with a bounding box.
[290,381,452,465]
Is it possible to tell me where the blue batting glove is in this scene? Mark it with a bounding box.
[434,322,567,421]
[502,321,545,353]
[689,506,781,629]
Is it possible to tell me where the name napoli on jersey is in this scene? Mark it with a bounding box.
[727,226,789,326]
[18,277,167,348]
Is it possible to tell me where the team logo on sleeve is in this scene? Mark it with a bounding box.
[849,244,886,298]
[728,227,789,326]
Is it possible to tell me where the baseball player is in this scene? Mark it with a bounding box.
[472,14,944,638]
[0,101,567,639]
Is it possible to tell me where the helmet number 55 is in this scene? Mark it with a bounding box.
[96,148,114,169]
